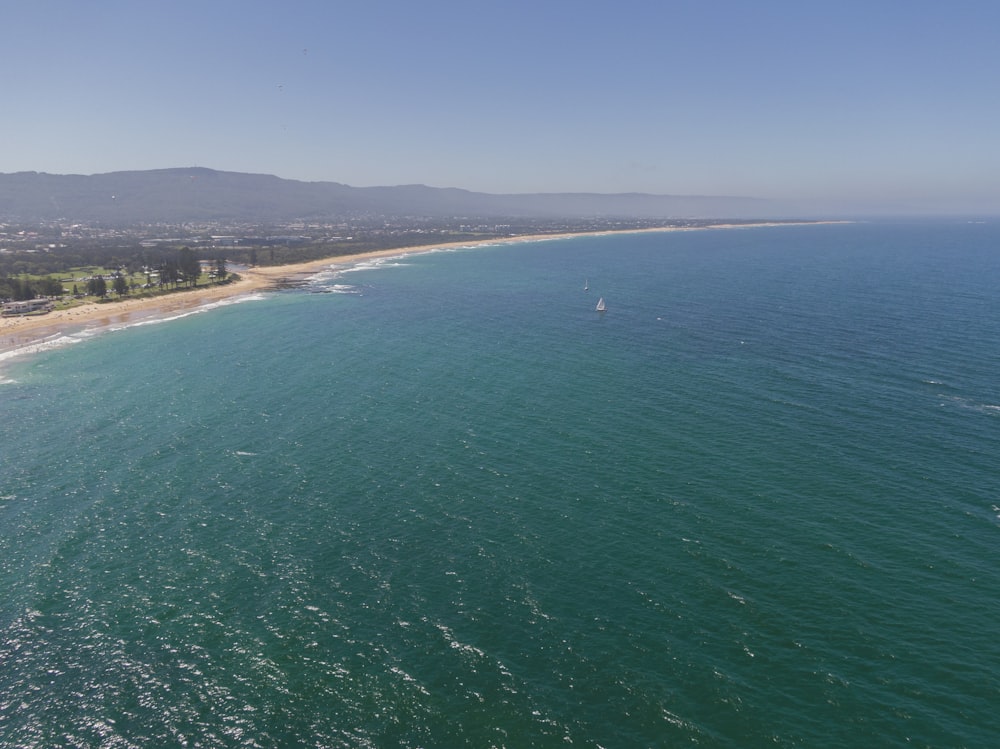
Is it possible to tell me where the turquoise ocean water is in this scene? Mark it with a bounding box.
[2,222,999,747]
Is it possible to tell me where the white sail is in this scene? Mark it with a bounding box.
[595,297,606,312]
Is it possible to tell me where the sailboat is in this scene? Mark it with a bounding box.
[595,297,606,312]
[584,279,589,291]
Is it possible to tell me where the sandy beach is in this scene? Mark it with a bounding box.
[0,223,816,361]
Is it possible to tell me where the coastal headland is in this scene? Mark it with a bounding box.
[0,222,830,362]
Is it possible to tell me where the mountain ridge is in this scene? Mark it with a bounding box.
[0,167,774,223]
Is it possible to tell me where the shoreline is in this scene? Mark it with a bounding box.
[0,222,834,363]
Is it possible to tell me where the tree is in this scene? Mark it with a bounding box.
[87,276,107,298]
[10,278,31,301]
[159,260,179,288]
[113,274,128,296]
[177,246,200,287]
[33,278,63,296]
[214,257,227,281]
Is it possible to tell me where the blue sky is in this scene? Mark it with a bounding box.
[3,0,999,213]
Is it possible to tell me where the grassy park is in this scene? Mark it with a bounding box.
[2,250,233,314]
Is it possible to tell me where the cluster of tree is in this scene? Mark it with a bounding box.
[0,274,65,301]
[0,244,142,278]
[79,274,129,298]
[0,246,230,302]
[0,242,210,280]
[0,229,493,284]
[156,246,203,289]
[85,275,108,298]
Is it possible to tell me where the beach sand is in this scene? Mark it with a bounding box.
[0,224,814,361]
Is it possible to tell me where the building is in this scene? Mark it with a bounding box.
[2,298,55,316]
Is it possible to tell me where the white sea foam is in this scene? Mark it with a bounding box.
[0,334,84,367]
[304,265,338,278]
[940,394,1000,415]
[340,259,412,274]
[309,283,360,294]
[0,293,270,376]
[302,239,528,290]
[129,292,269,328]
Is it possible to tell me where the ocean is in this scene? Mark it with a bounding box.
[1,221,999,747]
